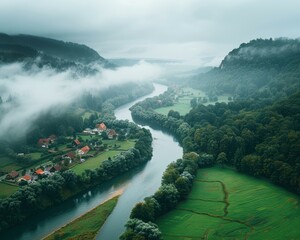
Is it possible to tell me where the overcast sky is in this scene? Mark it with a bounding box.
[0,0,299,66]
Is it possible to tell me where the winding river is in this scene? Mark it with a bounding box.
[2,83,183,240]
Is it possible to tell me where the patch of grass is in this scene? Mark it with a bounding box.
[71,150,120,175]
[44,196,119,240]
[28,152,42,160]
[103,139,135,150]
[0,155,15,168]
[157,167,300,240]
[155,88,232,116]
[0,182,19,198]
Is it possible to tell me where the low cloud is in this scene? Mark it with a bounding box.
[0,61,162,140]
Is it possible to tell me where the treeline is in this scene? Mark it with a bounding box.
[80,82,154,113]
[0,121,153,232]
[183,92,300,193]
[130,90,190,143]
[131,86,300,194]
[120,152,214,240]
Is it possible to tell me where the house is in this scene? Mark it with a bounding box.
[78,146,90,155]
[49,165,62,172]
[66,152,76,160]
[6,171,19,180]
[18,174,32,182]
[49,135,57,141]
[97,123,107,132]
[108,129,117,139]
[35,168,44,175]
[38,138,50,148]
[73,139,81,146]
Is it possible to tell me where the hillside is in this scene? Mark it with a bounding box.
[0,33,112,69]
[191,38,300,100]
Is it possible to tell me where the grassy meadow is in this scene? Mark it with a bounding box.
[156,167,300,240]
[0,182,19,198]
[155,88,231,116]
[44,195,120,240]
[71,140,135,175]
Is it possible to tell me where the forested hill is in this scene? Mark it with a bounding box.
[191,38,300,100]
[0,33,113,69]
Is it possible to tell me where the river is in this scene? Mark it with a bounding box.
[1,83,183,240]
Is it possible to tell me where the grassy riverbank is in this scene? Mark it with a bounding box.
[44,193,121,240]
[156,167,300,240]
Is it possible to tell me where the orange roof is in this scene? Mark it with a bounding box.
[80,146,90,154]
[35,169,44,175]
[74,139,81,145]
[23,175,31,181]
[98,123,107,131]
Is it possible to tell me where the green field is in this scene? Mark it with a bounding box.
[71,140,135,175]
[0,155,15,168]
[71,150,120,175]
[155,88,231,116]
[156,167,300,240]
[0,182,19,198]
[44,196,119,240]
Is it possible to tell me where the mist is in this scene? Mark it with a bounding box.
[0,61,162,140]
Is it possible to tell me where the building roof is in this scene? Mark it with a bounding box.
[38,138,50,145]
[35,169,44,175]
[80,146,90,154]
[8,170,19,178]
[67,152,76,159]
[108,129,117,136]
[98,123,107,131]
[23,175,32,181]
[53,165,62,171]
[74,139,81,145]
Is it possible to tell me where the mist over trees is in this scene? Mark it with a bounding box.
[190,38,300,101]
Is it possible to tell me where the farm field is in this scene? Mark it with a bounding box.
[155,88,231,116]
[44,195,120,240]
[156,167,300,240]
[0,182,19,198]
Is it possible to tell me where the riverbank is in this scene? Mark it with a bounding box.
[43,189,123,240]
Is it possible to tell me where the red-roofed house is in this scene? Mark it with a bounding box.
[6,170,19,180]
[38,138,50,148]
[66,152,76,160]
[21,174,32,181]
[97,123,107,132]
[50,165,62,172]
[35,169,44,175]
[108,129,117,139]
[78,146,90,155]
[73,139,81,146]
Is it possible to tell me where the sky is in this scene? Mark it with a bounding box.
[0,0,299,66]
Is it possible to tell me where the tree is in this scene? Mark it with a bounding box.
[216,152,227,168]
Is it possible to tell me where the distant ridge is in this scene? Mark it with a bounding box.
[0,33,113,69]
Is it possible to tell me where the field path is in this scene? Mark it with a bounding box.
[194,180,230,216]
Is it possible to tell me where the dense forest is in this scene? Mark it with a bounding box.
[190,38,300,100]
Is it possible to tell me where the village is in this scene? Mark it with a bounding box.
[0,122,134,195]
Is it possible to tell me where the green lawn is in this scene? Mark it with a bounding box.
[0,182,19,198]
[103,139,136,150]
[28,152,42,160]
[157,167,300,240]
[155,87,232,116]
[0,155,15,168]
[71,150,120,175]
[44,196,119,240]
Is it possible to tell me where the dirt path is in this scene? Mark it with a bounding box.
[194,180,230,216]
